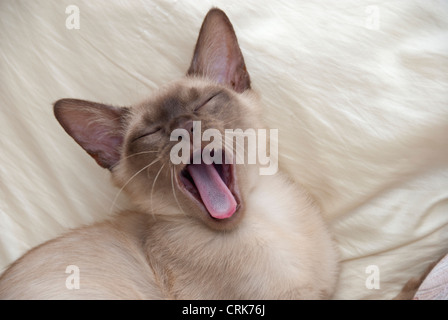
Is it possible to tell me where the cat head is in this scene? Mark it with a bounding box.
[54,9,263,231]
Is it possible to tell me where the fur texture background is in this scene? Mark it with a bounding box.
[0,0,447,299]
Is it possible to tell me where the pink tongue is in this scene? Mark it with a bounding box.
[187,164,237,219]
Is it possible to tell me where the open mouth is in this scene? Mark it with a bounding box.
[178,151,240,220]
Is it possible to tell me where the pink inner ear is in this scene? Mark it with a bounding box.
[187,9,250,92]
[81,131,123,169]
[54,99,127,169]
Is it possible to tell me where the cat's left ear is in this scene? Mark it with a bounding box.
[187,8,250,93]
[54,99,128,170]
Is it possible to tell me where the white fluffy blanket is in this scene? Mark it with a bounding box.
[1,0,447,299]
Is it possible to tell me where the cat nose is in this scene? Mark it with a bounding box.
[181,120,194,134]
[171,118,195,142]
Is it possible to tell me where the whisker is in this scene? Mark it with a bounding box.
[223,138,249,179]
[150,162,166,215]
[120,150,159,162]
[171,165,186,216]
[220,117,249,127]
[223,138,246,165]
[108,158,161,214]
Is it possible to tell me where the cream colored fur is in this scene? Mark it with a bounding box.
[0,10,339,297]
[0,148,338,299]
[0,0,447,299]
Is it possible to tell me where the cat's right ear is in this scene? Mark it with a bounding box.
[53,99,128,170]
[187,8,250,93]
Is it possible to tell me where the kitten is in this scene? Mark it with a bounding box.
[0,8,338,299]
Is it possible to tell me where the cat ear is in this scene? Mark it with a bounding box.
[54,99,128,170]
[187,8,250,93]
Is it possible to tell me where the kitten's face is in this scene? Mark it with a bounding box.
[54,9,260,231]
[114,78,260,230]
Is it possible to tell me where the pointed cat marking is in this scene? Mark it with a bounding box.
[0,8,338,299]
[54,99,129,169]
[187,9,250,92]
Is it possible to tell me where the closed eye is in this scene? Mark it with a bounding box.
[131,127,161,142]
[194,92,220,112]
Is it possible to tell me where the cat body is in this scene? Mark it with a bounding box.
[0,9,338,299]
[0,172,337,299]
